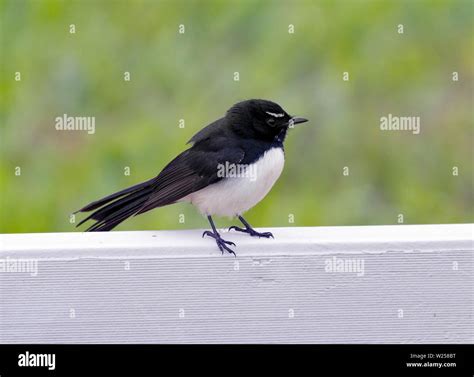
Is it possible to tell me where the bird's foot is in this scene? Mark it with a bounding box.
[228,226,274,239]
[202,230,236,256]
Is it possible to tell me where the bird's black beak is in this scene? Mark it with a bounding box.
[289,116,308,127]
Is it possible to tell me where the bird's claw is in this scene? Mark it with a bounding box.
[228,225,245,233]
[256,231,274,239]
[228,226,274,239]
[202,230,236,256]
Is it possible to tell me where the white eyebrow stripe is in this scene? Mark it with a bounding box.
[265,111,285,118]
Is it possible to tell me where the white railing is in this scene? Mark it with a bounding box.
[0,224,473,344]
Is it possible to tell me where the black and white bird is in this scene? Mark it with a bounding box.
[76,99,308,255]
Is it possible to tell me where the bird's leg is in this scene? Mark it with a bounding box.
[229,216,274,239]
[202,215,236,256]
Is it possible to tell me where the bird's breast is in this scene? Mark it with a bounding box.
[185,147,285,217]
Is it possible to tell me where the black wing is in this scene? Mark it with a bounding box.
[76,137,244,231]
[136,143,244,214]
[187,117,226,145]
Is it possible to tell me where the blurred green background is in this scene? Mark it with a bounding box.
[1,0,473,233]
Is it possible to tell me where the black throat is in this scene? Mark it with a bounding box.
[274,127,289,145]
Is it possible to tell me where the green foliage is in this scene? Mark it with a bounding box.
[1,0,473,233]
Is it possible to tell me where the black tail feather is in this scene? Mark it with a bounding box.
[75,177,156,214]
[84,195,150,231]
[76,179,156,232]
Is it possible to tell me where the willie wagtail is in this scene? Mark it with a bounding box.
[76,99,308,255]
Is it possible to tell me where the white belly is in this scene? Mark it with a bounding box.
[183,147,285,217]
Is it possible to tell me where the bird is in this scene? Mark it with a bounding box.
[75,99,308,255]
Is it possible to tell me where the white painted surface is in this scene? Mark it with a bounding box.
[0,224,472,344]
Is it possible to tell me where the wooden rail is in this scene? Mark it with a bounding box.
[0,224,472,343]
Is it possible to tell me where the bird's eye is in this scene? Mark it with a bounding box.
[266,118,276,127]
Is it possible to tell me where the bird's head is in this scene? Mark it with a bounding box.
[226,99,308,142]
